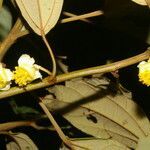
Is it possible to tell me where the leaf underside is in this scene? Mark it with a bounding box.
[45,78,150,149]
[15,0,64,35]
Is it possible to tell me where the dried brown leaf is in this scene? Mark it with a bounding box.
[45,78,150,149]
[60,138,131,150]
[15,0,64,35]
[136,136,150,150]
[46,97,137,148]
[6,133,38,150]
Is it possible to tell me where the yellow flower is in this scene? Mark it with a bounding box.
[13,54,42,86]
[138,59,150,86]
[0,63,13,90]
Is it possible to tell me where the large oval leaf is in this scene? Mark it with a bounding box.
[45,78,150,149]
[6,133,38,150]
[15,0,64,35]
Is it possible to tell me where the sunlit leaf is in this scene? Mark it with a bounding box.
[60,138,131,150]
[145,0,150,6]
[6,133,38,150]
[131,0,147,5]
[136,136,150,150]
[45,78,150,149]
[48,99,138,148]
[15,0,64,35]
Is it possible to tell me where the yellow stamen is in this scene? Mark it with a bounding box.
[13,67,34,86]
[139,70,150,86]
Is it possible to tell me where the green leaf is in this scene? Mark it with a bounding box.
[0,6,12,40]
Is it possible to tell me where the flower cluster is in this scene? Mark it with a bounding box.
[138,59,150,86]
[0,54,42,90]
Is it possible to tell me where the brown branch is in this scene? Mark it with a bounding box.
[39,99,75,149]
[0,10,103,61]
[0,121,33,131]
[0,120,64,131]
[15,29,29,39]
[0,49,149,99]
[0,18,23,61]
[63,11,91,23]
[61,10,103,23]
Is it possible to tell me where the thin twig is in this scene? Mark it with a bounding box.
[0,10,103,61]
[0,120,70,131]
[61,10,103,23]
[63,11,91,23]
[0,121,33,131]
[13,10,101,39]
[41,35,56,77]
[15,29,29,39]
[0,18,23,61]
[37,0,56,77]
[39,99,75,149]
[57,59,68,73]
[34,64,52,75]
[10,10,103,39]
[0,49,149,99]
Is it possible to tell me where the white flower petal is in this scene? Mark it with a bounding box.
[34,70,42,79]
[0,64,13,90]
[18,54,35,67]
[16,54,42,84]
[4,69,13,81]
[0,67,13,81]
[138,59,150,73]
[0,84,11,90]
[138,61,146,66]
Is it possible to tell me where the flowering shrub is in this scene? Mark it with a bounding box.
[0,53,150,91]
